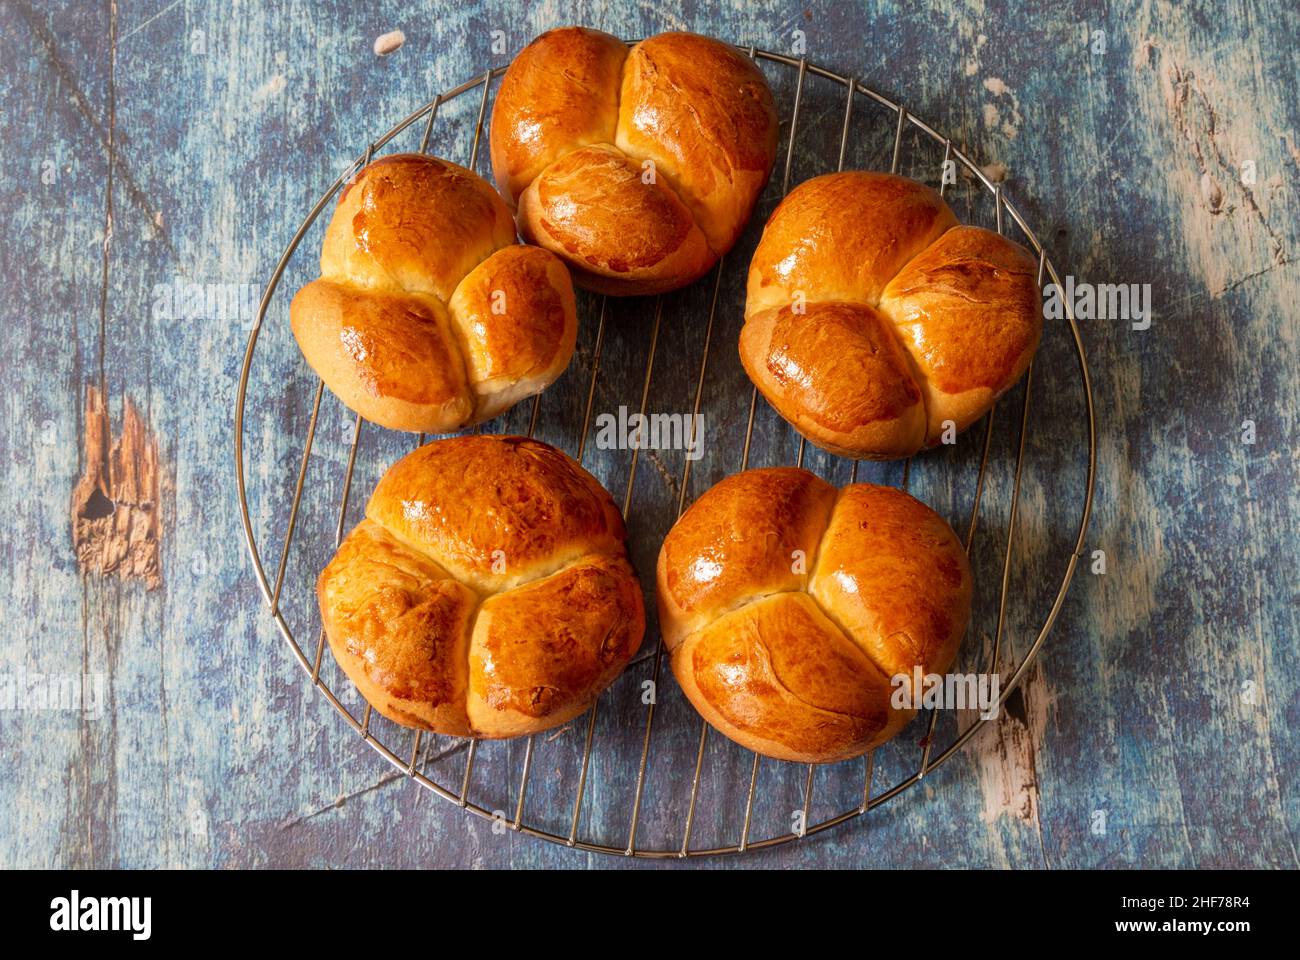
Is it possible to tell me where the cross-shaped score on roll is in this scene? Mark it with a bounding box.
[742,171,1043,459]
[290,154,578,433]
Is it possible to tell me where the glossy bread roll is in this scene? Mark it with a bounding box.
[490,28,779,295]
[742,171,1041,458]
[291,154,578,433]
[657,468,971,763]
[319,435,645,738]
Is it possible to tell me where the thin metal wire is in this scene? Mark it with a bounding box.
[791,66,867,841]
[965,414,996,550]
[672,261,728,856]
[780,58,808,195]
[800,764,815,837]
[736,54,811,850]
[891,105,907,174]
[919,179,1003,776]
[679,720,710,856]
[738,753,762,852]
[564,298,610,845]
[506,395,547,827]
[860,751,875,814]
[467,69,492,170]
[458,740,476,807]
[988,248,1048,675]
[504,295,618,835]
[837,75,855,173]
[310,409,362,685]
[623,299,668,855]
[418,95,441,154]
[407,731,423,775]
[269,381,323,615]
[234,50,1097,859]
[335,414,364,545]
[512,737,534,828]
[287,139,377,692]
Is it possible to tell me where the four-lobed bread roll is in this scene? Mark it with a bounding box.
[318,435,645,738]
[291,154,578,433]
[490,28,779,295]
[657,468,972,763]
[742,171,1042,459]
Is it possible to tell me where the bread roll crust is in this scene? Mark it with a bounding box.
[738,301,926,459]
[657,466,835,644]
[320,435,645,738]
[880,224,1042,438]
[446,245,578,421]
[489,27,627,207]
[365,435,626,594]
[292,153,578,434]
[468,553,644,737]
[657,468,971,763]
[491,28,778,295]
[290,279,473,432]
[317,519,476,735]
[746,171,957,316]
[517,143,714,295]
[809,484,972,683]
[673,593,908,763]
[614,32,780,255]
[742,171,1042,458]
[322,154,516,301]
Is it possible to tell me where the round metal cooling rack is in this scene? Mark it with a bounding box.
[235,43,1096,859]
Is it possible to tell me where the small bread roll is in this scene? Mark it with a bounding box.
[319,435,645,737]
[657,468,971,763]
[291,154,577,433]
[742,171,1041,459]
[491,28,778,295]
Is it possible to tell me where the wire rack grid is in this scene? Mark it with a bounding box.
[234,43,1096,859]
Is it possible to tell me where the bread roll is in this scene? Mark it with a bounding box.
[657,468,971,763]
[490,28,779,295]
[742,171,1041,458]
[291,154,577,433]
[319,435,645,737]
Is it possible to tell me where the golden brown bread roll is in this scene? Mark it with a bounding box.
[743,171,1041,459]
[490,28,779,295]
[319,435,645,737]
[657,468,971,763]
[291,154,578,433]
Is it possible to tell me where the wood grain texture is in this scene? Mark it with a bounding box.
[0,0,1295,869]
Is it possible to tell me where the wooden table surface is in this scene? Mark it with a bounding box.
[2,0,1296,869]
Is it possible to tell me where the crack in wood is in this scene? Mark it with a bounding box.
[71,386,162,589]
[12,0,174,253]
[1160,54,1288,265]
[280,770,405,829]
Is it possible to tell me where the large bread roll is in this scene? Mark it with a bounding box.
[291,154,577,433]
[319,435,645,738]
[657,468,971,763]
[490,28,779,295]
[742,171,1041,459]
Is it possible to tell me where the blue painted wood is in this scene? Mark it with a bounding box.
[1,0,1296,868]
